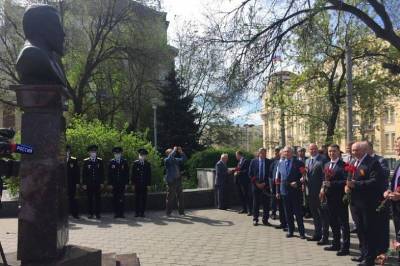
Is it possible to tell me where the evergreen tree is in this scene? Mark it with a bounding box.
[157,70,201,155]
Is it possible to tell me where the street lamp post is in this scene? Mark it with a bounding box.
[244,124,254,152]
[152,103,158,150]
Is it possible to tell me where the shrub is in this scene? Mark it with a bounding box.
[67,117,164,191]
[186,148,254,180]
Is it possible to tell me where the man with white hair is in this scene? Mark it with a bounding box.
[276,146,306,239]
[215,153,232,210]
[346,141,385,265]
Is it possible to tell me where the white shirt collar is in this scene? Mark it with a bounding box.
[330,158,339,164]
[311,155,318,160]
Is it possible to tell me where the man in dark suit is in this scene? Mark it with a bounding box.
[215,153,232,210]
[82,145,104,219]
[66,145,80,219]
[384,137,400,263]
[320,144,350,256]
[276,146,306,239]
[234,151,251,214]
[346,142,385,266]
[249,148,272,226]
[272,149,287,231]
[305,143,329,245]
[269,147,281,220]
[108,147,129,218]
[365,141,390,257]
[132,149,152,217]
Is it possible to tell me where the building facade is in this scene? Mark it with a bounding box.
[261,71,400,158]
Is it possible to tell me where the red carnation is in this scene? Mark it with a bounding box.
[275,177,281,185]
[299,166,306,175]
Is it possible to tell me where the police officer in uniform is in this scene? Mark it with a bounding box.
[82,145,104,219]
[108,147,129,218]
[132,149,151,217]
[66,145,80,219]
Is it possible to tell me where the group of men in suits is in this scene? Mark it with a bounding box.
[215,141,399,266]
[67,145,152,220]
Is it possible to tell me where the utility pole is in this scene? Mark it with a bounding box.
[278,73,286,147]
[345,34,353,144]
[152,103,158,150]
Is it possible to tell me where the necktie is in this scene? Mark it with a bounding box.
[259,160,264,180]
[394,167,400,189]
[285,160,290,176]
[309,158,314,169]
[355,160,360,168]
[329,162,334,170]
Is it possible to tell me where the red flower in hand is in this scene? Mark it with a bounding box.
[344,163,356,174]
[324,168,334,181]
[275,177,281,185]
[250,176,257,184]
[299,166,306,175]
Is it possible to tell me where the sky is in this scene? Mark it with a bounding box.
[163,0,264,126]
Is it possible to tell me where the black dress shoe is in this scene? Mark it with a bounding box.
[324,245,340,251]
[274,225,283,229]
[358,261,374,266]
[317,239,329,246]
[120,215,126,218]
[351,256,363,262]
[286,233,294,238]
[300,234,306,239]
[253,220,258,226]
[72,215,80,219]
[140,213,145,217]
[271,214,277,220]
[307,236,321,242]
[262,220,272,226]
[336,250,349,256]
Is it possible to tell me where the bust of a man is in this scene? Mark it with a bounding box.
[16,5,66,86]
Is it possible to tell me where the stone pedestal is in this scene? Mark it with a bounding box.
[12,85,69,264]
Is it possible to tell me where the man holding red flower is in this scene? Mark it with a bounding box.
[346,142,385,266]
[305,143,329,245]
[319,144,350,256]
[276,146,306,239]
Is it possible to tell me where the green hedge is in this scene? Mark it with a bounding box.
[67,117,164,191]
[186,148,254,180]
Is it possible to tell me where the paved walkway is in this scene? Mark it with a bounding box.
[0,208,398,265]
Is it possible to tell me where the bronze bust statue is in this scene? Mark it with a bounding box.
[16,5,67,86]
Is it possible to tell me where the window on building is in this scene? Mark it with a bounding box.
[384,107,395,124]
[385,133,390,150]
[3,106,15,128]
[392,133,396,151]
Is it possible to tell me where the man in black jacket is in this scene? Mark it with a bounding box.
[234,150,251,215]
[320,144,350,256]
[248,148,272,226]
[132,149,152,217]
[108,147,129,218]
[82,145,104,219]
[276,146,306,239]
[383,137,400,263]
[346,142,385,266]
[66,145,80,219]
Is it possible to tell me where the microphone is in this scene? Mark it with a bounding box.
[0,143,34,155]
[11,144,34,155]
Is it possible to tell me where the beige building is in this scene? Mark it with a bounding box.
[261,71,399,159]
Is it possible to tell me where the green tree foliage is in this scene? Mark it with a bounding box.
[66,116,164,191]
[157,70,201,155]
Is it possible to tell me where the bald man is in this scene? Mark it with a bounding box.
[346,142,385,265]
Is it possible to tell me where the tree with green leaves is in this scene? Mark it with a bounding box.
[157,70,201,154]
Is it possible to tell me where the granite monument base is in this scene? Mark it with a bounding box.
[1,245,102,266]
[12,85,69,263]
